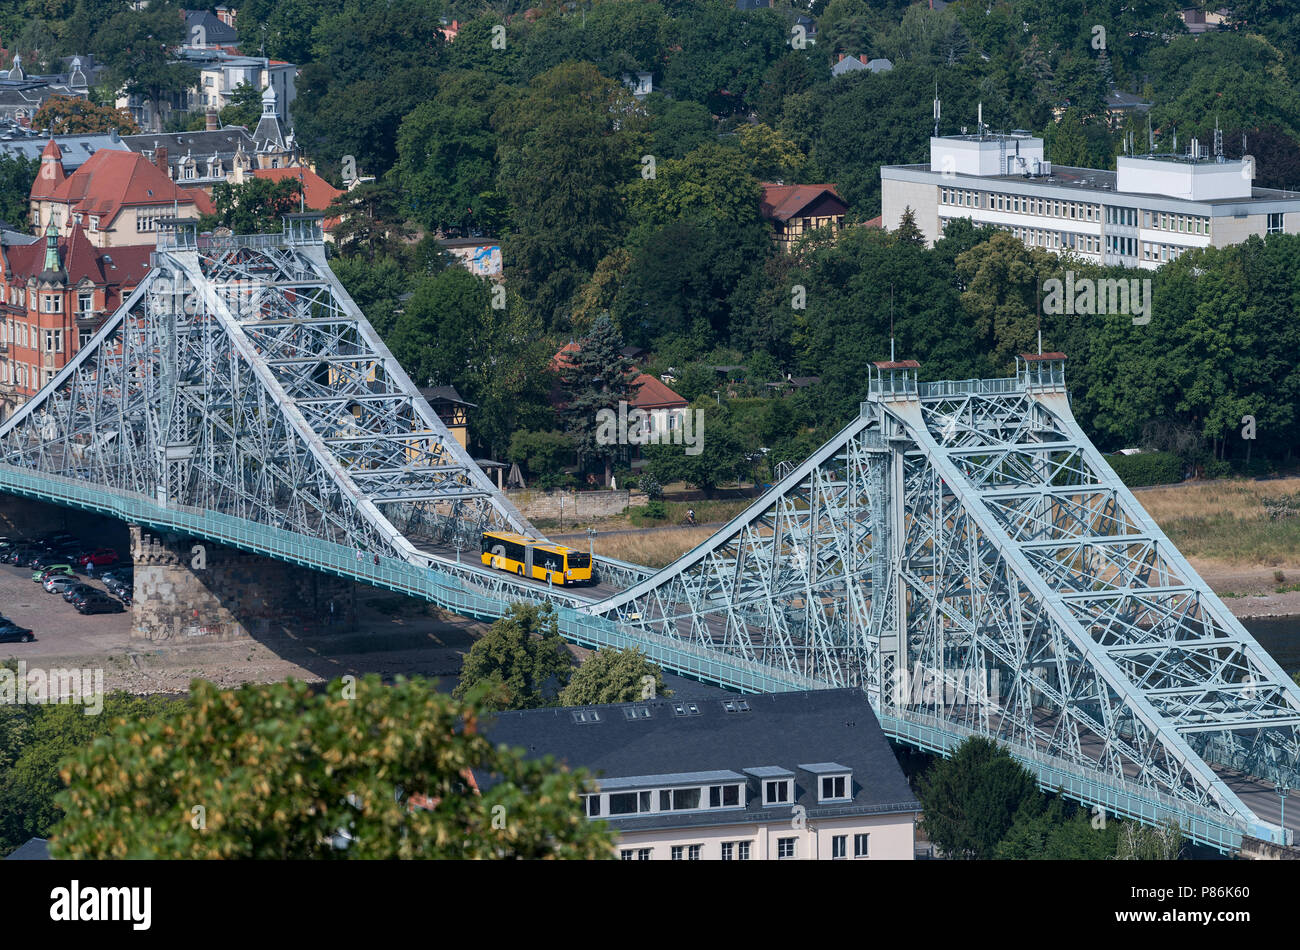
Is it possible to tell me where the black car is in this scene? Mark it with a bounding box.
[74,595,124,615]
[62,582,98,603]
[0,623,34,643]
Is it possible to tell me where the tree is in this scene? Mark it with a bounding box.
[325,179,415,262]
[559,314,635,485]
[626,143,764,232]
[387,266,493,391]
[0,156,36,228]
[1115,818,1185,860]
[92,1,196,133]
[509,429,574,486]
[201,177,302,235]
[494,62,645,326]
[662,2,788,115]
[52,676,614,859]
[0,683,172,857]
[643,398,747,497]
[955,231,1054,370]
[916,736,1043,859]
[218,82,263,129]
[394,71,506,235]
[32,95,139,135]
[557,648,671,706]
[453,603,576,711]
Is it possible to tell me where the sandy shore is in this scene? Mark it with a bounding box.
[1189,559,1300,619]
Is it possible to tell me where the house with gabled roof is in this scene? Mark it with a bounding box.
[759,182,849,252]
[29,143,214,248]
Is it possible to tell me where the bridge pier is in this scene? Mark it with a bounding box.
[129,526,358,642]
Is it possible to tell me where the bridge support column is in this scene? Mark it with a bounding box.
[129,526,358,642]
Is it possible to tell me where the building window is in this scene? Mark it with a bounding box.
[777,837,797,859]
[1268,212,1284,234]
[78,329,92,348]
[820,775,848,801]
[43,329,62,353]
[722,842,754,868]
[832,835,847,859]
[620,848,651,861]
[687,844,701,860]
[854,833,870,858]
[78,291,93,314]
[671,845,684,861]
[41,295,62,314]
[709,784,741,808]
[583,795,601,817]
[764,779,791,805]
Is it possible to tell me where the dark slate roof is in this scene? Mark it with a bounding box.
[185,10,239,46]
[478,688,919,831]
[123,127,255,164]
[5,837,50,859]
[419,384,476,408]
[0,131,129,170]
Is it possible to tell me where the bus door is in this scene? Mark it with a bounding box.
[524,544,534,578]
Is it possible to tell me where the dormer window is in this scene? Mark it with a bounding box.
[745,766,795,806]
[801,763,853,802]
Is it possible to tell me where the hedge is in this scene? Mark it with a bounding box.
[1101,451,1183,487]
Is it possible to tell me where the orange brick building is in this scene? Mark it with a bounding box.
[0,220,152,419]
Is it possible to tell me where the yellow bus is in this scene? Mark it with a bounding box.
[480,531,593,585]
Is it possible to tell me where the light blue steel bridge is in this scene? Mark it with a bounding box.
[1,218,1296,854]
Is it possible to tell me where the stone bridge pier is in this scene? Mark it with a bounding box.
[129,526,358,642]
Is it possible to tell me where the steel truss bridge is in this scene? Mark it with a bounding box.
[1,219,1296,854]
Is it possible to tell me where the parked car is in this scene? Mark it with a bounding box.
[74,594,125,615]
[33,564,75,583]
[44,574,80,594]
[27,551,64,569]
[77,548,118,568]
[0,623,34,643]
[61,582,98,603]
[104,574,134,596]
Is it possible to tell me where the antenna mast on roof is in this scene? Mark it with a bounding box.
[933,84,940,138]
[1147,114,1153,154]
[977,101,983,138]
[1214,115,1223,161]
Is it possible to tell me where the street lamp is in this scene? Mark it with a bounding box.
[1279,785,1291,844]
[587,527,596,561]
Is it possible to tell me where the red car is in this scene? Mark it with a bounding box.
[77,548,118,568]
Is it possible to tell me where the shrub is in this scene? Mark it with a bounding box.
[642,500,667,520]
[1102,451,1183,487]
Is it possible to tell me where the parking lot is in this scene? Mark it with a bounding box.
[0,552,133,656]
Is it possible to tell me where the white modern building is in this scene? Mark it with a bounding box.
[477,688,922,860]
[881,131,1300,268]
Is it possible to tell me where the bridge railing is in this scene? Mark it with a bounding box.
[0,464,812,695]
[918,377,1022,399]
[883,711,1254,851]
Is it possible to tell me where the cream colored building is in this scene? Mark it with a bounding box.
[881,132,1300,269]
[480,689,921,860]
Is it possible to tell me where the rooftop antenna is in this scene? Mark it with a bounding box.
[1214,114,1223,160]
[1147,114,1154,153]
[1172,126,1177,155]
[977,101,983,138]
[933,84,940,137]
[889,284,895,362]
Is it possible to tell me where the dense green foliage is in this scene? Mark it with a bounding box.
[452,602,576,711]
[557,647,671,706]
[51,676,614,859]
[1103,450,1184,487]
[0,678,173,858]
[8,0,1300,479]
[918,736,1184,860]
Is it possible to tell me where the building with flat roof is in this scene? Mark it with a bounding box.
[477,688,921,860]
[881,130,1300,269]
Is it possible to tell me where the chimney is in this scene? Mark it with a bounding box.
[860,54,869,64]
[838,53,845,63]
[154,146,168,174]
[206,110,218,131]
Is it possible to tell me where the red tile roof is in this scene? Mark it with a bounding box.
[37,149,208,226]
[2,223,153,304]
[631,373,688,410]
[549,341,580,373]
[759,183,845,222]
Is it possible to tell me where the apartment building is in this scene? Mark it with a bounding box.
[477,688,921,860]
[881,131,1300,269]
[0,220,151,419]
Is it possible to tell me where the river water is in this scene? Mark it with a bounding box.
[1244,616,1300,676]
